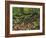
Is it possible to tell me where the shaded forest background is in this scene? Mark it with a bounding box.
[12,7,40,30]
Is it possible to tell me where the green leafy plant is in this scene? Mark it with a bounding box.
[12,7,40,30]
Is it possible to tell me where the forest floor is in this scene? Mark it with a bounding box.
[13,22,36,30]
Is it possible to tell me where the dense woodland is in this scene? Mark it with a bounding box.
[12,7,40,30]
